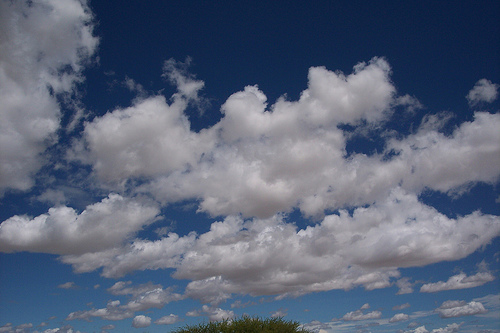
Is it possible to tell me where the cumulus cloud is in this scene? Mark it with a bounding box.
[420,270,495,293]
[430,323,462,333]
[0,194,160,255]
[435,300,487,318]
[155,314,181,325]
[80,94,215,182]
[132,315,151,328]
[66,282,182,322]
[0,0,98,195]
[467,79,499,105]
[73,58,500,220]
[56,188,500,300]
[341,304,381,321]
[396,278,414,295]
[401,323,463,333]
[186,305,235,322]
[389,313,409,323]
[0,46,498,310]
[0,323,34,333]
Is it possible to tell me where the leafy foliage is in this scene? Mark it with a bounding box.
[171,316,312,333]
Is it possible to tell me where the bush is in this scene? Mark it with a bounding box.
[171,316,312,333]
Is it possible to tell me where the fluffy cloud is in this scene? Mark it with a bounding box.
[132,315,151,328]
[420,271,495,293]
[0,323,33,333]
[435,300,487,318]
[155,314,181,325]
[66,282,182,322]
[396,278,414,295]
[342,310,381,321]
[41,325,81,333]
[389,313,409,323]
[1,48,499,309]
[0,194,160,255]
[80,58,396,218]
[430,323,462,333]
[75,58,500,220]
[81,94,215,182]
[186,305,235,322]
[402,323,462,333]
[0,0,97,195]
[467,79,499,105]
[340,304,381,321]
[389,111,500,194]
[57,188,500,300]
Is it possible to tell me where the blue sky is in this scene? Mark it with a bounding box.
[0,0,499,332]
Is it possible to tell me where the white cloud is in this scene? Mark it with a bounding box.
[403,326,429,333]
[435,300,487,318]
[186,305,235,322]
[155,314,181,325]
[342,310,381,321]
[40,325,81,333]
[134,72,499,220]
[0,49,498,310]
[341,304,381,321]
[430,322,462,333]
[0,0,97,195]
[66,282,182,322]
[467,79,499,105]
[389,313,409,323]
[57,188,500,301]
[420,271,495,293]
[396,278,414,294]
[132,315,151,328]
[389,111,500,194]
[81,94,216,182]
[62,232,197,278]
[399,323,463,333]
[0,194,160,255]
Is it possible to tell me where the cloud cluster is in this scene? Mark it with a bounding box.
[402,323,462,333]
[435,300,487,318]
[186,305,235,322]
[66,281,182,322]
[420,271,495,293]
[0,0,499,309]
[0,0,97,195]
[53,188,499,300]
[0,324,82,333]
[74,60,500,221]
[341,303,381,321]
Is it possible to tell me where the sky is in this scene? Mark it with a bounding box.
[0,0,499,332]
